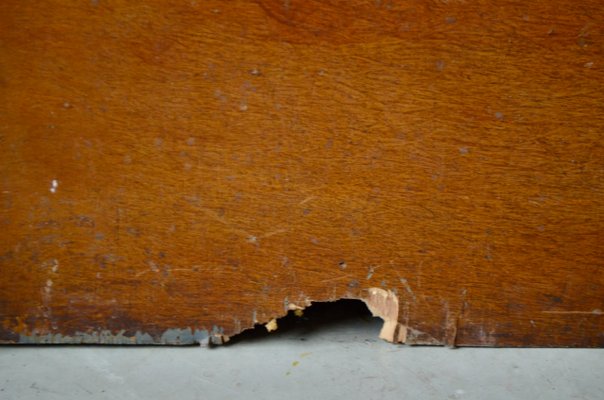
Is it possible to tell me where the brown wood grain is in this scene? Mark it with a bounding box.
[1,0,603,346]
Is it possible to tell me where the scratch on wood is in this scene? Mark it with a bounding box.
[399,277,417,302]
[543,310,602,315]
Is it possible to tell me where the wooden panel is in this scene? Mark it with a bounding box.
[1,0,603,346]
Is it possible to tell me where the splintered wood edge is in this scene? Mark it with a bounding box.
[361,288,407,344]
[221,288,407,346]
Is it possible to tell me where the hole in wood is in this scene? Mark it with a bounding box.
[221,299,382,346]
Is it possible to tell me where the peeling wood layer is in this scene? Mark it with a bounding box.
[361,288,406,344]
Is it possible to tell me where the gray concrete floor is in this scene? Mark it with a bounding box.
[1,308,603,400]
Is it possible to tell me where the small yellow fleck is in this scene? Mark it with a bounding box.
[294,309,304,317]
[265,318,278,332]
[292,361,299,367]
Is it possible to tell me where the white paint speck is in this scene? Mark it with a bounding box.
[459,147,469,155]
[50,179,59,193]
[247,235,257,244]
[239,102,248,112]
[51,259,59,273]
